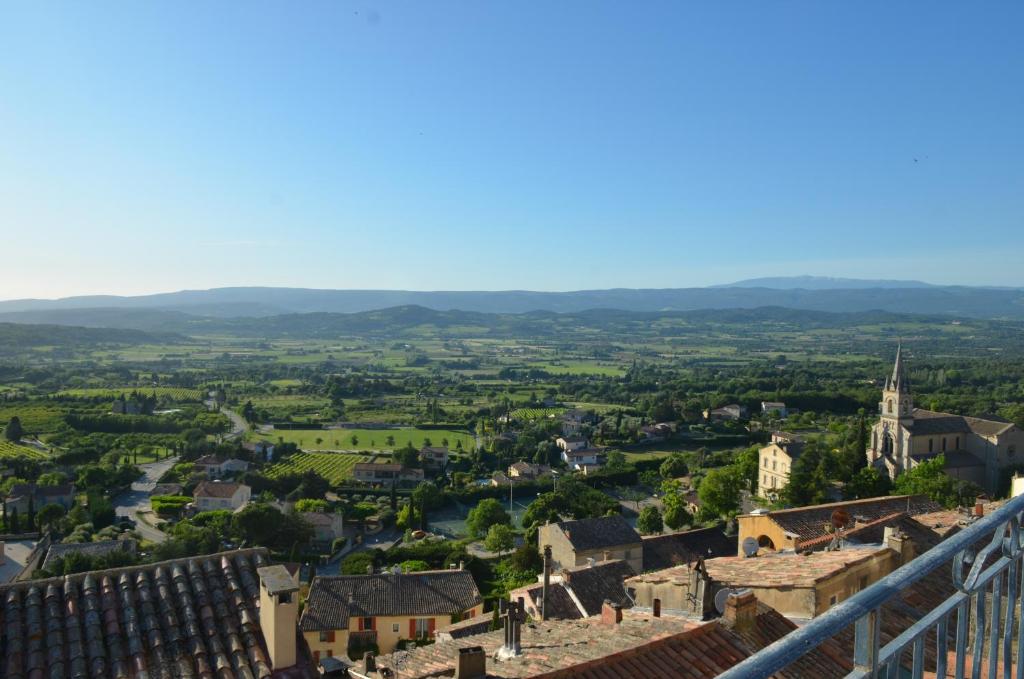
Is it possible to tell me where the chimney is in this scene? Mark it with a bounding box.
[542,545,552,621]
[497,599,524,659]
[722,590,757,632]
[459,560,465,571]
[455,646,486,679]
[367,563,374,575]
[601,599,623,625]
[974,500,984,518]
[653,598,661,618]
[363,652,376,673]
[586,556,595,569]
[603,550,611,562]
[257,565,299,670]
[885,527,914,566]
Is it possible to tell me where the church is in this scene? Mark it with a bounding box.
[866,345,1024,495]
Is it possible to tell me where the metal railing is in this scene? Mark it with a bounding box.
[717,493,1024,679]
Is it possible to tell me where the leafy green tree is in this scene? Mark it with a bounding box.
[605,450,627,471]
[733,445,760,494]
[4,416,24,442]
[466,498,511,537]
[844,467,892,500]
[395,443,420,468]
[340,550,382,575]
[663,502,692,531]
[35,503,66,532]
[350,434,359,447]
[294,498,329,512]
[397,559,431,573]
[636,506,663,535]
[893,454,978,508]
[659,454,689,479]
[386,435,396,448]
[697,467,744,520]
[780,438,832,507]
[484,523,515,556]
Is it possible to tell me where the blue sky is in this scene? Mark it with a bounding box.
[1,2,1022,299]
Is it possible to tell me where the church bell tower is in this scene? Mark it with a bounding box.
[879,343,913,423]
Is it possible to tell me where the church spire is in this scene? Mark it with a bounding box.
[888,342,910,394]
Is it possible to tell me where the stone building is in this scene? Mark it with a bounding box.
[866,345,1024,493]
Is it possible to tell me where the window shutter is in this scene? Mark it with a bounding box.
[428,618,436,637]
[370,617,376,631]
[358,618,364,631]
[327,630,335,643]
[409,619,416,638]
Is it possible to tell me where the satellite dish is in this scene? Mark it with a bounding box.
[831,509,852,530]
[741,537,759,557]
[714,588,737,615]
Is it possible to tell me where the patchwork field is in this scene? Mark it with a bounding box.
[0,440,49,461]
[265,452,371,484]
[56,387,204,401]
[265,426,476,452]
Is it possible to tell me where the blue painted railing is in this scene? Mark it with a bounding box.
[717,493,1024,679]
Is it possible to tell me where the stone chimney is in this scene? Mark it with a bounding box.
[257,565,299,670]
[601,599,623,625]
[455,646,486,679]
[722,590,757,632]
[884,526,914,566]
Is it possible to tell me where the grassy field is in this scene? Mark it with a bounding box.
[0,404,68,434]
[0,440,49,461]
[265,452,372,484]
[510,407,564,421]
[264,427,476,452]
[56,387,204,401]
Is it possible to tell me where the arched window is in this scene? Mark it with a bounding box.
[887,399,894,414]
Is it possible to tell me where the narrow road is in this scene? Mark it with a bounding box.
[113,456,178,544]
[220,406,248,441]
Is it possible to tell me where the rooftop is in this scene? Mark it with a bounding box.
[0,548,286,678]
[41,538,138,573]
[629,546,891,589]
[193,480,246,498]
[553,515,641,552]
[641,527,737,571]
[299,570,482,632]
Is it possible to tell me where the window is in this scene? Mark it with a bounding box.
[829,594,839,605]
[887,399,894,414]
[361,617,374,631]
[319,631,334,642]
[392,623,400,633]
[942,438,947,451]
[415,618,431,638]
[956,436,960,449]
[326,650,333,658]
[279,591,292,604]
[772,460,777,471]
[859,576,868,590]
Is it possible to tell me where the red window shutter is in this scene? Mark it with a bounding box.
[327,631,335,643]
[313,651,320,663]
[409,619,416,638]
[370,617,377,631]
[358,618,364,631]
[428,618,436,637]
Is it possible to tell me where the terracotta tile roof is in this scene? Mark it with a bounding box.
[0,548,281,679]
[641,528,737,571]
[359,605,851,679]
[555,516,640,552]
[910,408,1016,437]
[354,462,403,472]
[299,570,482,631]
[629,546,891,590]
[193,480,246,498]
[750,494,943,549]
[435,615,494,640]
[362,612,701,678]
[562,560,635,616]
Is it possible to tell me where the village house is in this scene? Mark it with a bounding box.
[3,482,76,514]
[301,511,346,548]
[555,436,589,453]
[510,559,636,621]
[761,401,788,417]
[538,515,643,574]
[507,461,552,480]
[757,431,805,499]
[627,542,906,621]
[736,494,942,555]
[352,462,425,485]
[192,480,252,512]
[299,569,483,661]
[640,527,737,571]
[561,448,604,470]
[419,445,449,469]
[639,422,673,442]
[867,344,1024,494]
[193,455,250,478]
[703,404,748,422]
[560,408,596,436]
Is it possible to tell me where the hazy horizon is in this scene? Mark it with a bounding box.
[3,3,1022,298]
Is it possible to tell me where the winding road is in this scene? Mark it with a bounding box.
[113,456,178,543]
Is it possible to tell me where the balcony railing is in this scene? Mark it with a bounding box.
[717,493,1024,679]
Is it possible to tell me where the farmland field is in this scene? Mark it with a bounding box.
[0,440,49,461]
[510,407,564,421]
[0,404,68,434]
[56,387,204,401]
[265,427,476,452]
[265,452,371,484]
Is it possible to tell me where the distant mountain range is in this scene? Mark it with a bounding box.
[1,278,1023,321]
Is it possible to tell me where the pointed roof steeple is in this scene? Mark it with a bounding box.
[887,342,910,394]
